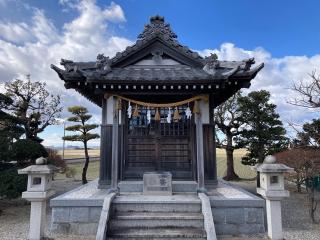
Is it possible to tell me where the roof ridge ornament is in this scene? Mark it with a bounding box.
[79,53,112,79]
[204,53,219,69]
[60,59,75,72]
[203,53,220,75]
[138,15,178,40]
[242,58,255,71]
[96,53,112,73]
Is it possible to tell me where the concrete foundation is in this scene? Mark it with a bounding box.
[50,179,266,236]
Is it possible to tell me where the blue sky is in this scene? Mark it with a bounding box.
[0,0,319,146]
[1,0,320,57]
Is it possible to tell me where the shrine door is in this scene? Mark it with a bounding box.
[123,106,195,180]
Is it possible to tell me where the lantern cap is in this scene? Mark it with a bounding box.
[18,164,59,175]
[253,162,294,173]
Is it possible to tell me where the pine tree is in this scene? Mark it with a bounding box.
[237,90,288,166]
[63,106,99,184]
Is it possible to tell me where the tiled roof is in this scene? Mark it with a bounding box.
[88,66,212,82]
[51,15,264,86]
[110,15,203,65]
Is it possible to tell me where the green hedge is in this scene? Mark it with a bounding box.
[11,139,48,165]
[0,165,27,199]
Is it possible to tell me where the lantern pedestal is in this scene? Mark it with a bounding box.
[18,160,58,240]
[253,155,293,240]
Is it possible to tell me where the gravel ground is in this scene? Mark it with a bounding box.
[0,179,319,240]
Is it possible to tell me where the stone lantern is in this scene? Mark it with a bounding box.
[18,157,58,240]
[253,155,293,240]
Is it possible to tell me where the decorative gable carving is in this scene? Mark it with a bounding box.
[138,15,178,40]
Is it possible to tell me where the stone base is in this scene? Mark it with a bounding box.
[50,179,266,236]
[208,180,266,235]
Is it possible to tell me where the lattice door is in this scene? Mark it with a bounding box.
[124,106,195,180]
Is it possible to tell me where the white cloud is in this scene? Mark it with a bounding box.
[0,0,132,146]
[0,21,32,43]
[0,0,132,103]
[198,43,320,128]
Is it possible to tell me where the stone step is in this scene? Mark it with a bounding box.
[118,181,198,193]
[109,212,204,228]
[113,202,201,213]
[107,227,207,239]
[113,195,201,213]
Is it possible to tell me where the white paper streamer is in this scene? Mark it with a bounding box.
[147,108,151,124]
[185,106,192,119]
[166,107,172,123]
[127,101,132,118]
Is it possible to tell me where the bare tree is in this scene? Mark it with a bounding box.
[215,92,243,180]
[277,148,320,223]
[290,70,320,108]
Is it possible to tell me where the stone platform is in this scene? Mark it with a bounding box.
[50,179,266,236]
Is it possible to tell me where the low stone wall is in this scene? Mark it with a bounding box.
[209,181,266,235]
[211,204,265,235]
[50,180,107,235]
[50,180,266,236]
[51,206,101,235]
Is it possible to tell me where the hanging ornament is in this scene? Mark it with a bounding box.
[127,101,132,118]
[155,108,161,121]
[173,107,181,122]
[166,107,172,123]
[185,106,192,119]
[133,104,139,117]
[193,100,200,114]
[147,108,151,124]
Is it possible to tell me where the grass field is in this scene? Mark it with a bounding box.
[58,149,100,159]
[57,148,256,181]
[216,148,256,179]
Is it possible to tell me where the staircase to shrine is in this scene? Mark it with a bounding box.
[105,194,207,240]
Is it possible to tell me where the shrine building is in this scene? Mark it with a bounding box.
[50,15,266,238]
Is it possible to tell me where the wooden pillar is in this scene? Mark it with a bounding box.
[110,96,119,192]
[195,100,206,193]
[98,97,111,188]
[204,95,217,184]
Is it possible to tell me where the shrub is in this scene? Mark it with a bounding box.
[276,147,320,223]
[0,135,11,162]
[276,148,320,193]
[46,148,66,172]
[11,139,48,166]
[65,167,77,179]
[0,164,27,199]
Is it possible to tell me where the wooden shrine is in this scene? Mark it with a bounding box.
[51,15,263,191]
